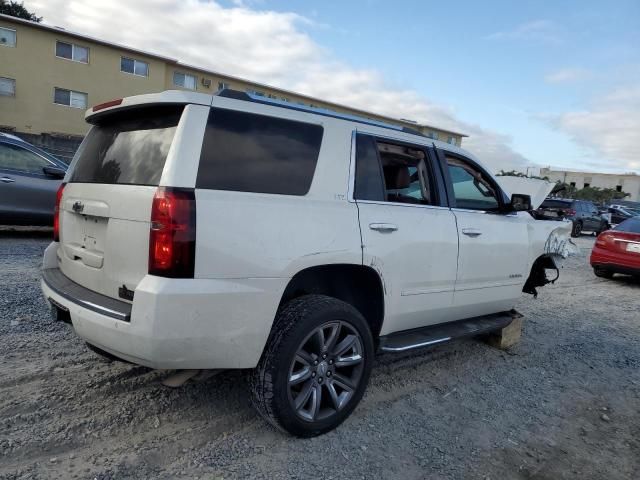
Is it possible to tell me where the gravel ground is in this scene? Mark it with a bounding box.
[1,230,639,479]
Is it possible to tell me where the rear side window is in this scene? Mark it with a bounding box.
[70,105,183,185]
[196,108,323,195]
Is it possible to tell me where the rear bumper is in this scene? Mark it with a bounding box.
[590,246,640,276]
[41,265,287,369]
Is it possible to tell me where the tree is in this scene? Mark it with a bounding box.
[552,182,629,204]
[0,1,42,22]
[496,169,550,181]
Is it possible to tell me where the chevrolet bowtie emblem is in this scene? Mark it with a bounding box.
[72,201,84,213]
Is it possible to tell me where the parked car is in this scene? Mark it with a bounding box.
[536,198,609,237]
[0,132,68,226]
[606,205,638,226]
[41,89,575,437]
[590,217,640,279]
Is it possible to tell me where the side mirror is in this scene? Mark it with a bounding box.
[43,166,66,179]
[509,193,532,212]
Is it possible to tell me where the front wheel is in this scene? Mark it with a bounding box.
[250,295,374,437]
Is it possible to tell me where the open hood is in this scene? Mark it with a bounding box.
[496,176,556,210]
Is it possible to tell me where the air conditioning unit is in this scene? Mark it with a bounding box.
[201,78,212,88]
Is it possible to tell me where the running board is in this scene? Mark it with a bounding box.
[378,310,520,353]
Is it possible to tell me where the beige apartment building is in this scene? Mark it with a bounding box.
[0,14,466,160]
[540,167,640,202]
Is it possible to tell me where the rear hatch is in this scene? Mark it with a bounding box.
[58,105,185,302]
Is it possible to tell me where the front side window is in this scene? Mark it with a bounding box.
[55,41,89,63]
[121,57,149,77]
[53,87,87,109]
[446,155,500,211]
[0,143,50,174]
[173,72,196,90]
[0,76,16,96]
[354,134,436,205]
[196,108,323,195]
[0,27,16,47]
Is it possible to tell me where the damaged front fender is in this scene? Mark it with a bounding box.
[523,221,579,297]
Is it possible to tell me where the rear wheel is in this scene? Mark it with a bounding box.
[593,266,614,279]
[250,295,374,437]
[571,221,583,237]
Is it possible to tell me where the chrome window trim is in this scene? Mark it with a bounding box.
[357,199,450,211]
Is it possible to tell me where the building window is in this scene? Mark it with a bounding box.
[583,183,590,188]
[0,27,16,47]
[0,77,16,96]
[569,182,576,188]
[218,82,229,90]
[173,72,196,90]
[55,41,89,63]
[121,57,149,77]
[447,136,457,146]
[427,131,439,140]
[616,185,622,192]
[53,87,87,109]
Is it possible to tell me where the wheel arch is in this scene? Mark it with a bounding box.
[277,263,386,340]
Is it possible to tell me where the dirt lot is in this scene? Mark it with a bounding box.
[1,230,638,479]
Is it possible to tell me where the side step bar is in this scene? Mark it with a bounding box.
[378,310,521,353]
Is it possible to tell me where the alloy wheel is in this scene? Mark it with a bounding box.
[287,321,364,422]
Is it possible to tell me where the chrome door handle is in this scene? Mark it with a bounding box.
[369,223,398,232]
[1,177,15,183]
[462,228,482,237]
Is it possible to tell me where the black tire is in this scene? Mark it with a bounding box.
[250,294,374,437]
[571,221,583,238]
[593,267,614,279]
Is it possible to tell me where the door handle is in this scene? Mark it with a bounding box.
[369,223,398,232]
[1,177,15,183]
[462,228,482,237]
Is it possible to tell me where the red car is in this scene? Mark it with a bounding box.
[590,217,640,279]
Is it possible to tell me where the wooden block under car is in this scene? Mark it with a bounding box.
[484,312,524,350]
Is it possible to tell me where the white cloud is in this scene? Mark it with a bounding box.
[485,19,561,44]
[547,86,640,171]
[544,68,592,84]
[29,0,531,172]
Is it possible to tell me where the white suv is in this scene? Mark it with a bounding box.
[41,89,574,436]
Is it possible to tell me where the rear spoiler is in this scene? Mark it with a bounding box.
[85,90,213,123]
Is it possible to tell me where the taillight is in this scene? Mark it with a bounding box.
[566,209,576,216]
[595,232,613,248]
[149,187,196,278]
[53,183,66,242]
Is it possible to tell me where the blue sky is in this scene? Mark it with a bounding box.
[243,0,640,173]
[32,0,640,173]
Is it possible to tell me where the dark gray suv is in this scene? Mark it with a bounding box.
[536,198,609,237]
[0,133,67,226]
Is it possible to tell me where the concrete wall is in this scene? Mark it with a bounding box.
[540,168,640,202]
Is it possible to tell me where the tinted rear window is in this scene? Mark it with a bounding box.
[70,106,184,185]
[614,217,640,233]
[540,200,572,209]
[196,108,323,195]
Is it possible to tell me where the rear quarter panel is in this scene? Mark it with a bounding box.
[193,118,362,279]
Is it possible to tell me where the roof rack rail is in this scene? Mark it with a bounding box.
[216,89,425,137]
